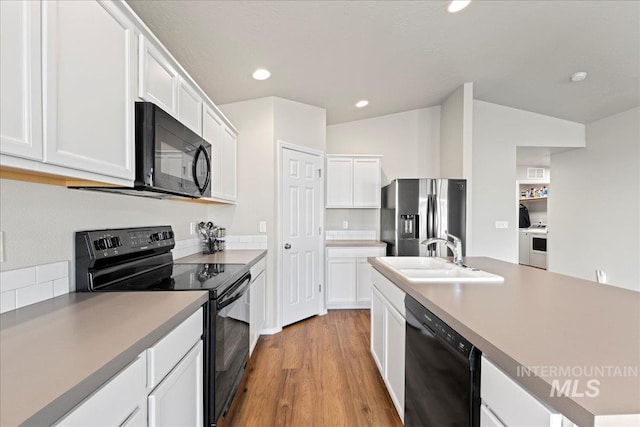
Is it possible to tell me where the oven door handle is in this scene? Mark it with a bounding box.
[217,273,251,310]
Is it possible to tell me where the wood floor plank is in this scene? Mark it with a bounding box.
[220,310,403,427]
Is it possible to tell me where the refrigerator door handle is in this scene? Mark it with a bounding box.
[427,194,435,239]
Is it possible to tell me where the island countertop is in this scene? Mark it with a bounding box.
[0,291,208,427]
[368,256,640,427]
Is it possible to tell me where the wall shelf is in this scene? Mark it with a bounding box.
[519,197,548,202]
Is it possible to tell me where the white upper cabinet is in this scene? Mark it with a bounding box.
[326,157,353,207]
[326,155,381,208]
[353,157,381,207]
[203,104,224,198]
[138,36,178,115]
[177,78,203,136]
[42,0,135,180]
[0,0,42,160]
[221,126,237,201]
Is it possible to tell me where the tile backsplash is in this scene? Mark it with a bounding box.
[0,261,70,314]
[325,230,377,240]
[224,235,268,250]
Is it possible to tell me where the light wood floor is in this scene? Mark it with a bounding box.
[220,310,403,427]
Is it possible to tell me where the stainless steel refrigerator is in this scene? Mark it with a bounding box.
[381,179,466,256]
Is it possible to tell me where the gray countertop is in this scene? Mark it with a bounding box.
[0,291,208,427]
[368,256,640,427]
[325,240,387,247]
[176,249,267,265]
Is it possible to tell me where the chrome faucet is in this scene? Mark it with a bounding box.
[421,232,464,266]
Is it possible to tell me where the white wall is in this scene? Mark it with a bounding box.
[219,96,326,331]
[325,106,440,233]
[0,179,213,272]
[549,107,640,291]
[440,82,473,179]
[471,100,585,261]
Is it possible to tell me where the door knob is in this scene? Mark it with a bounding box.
[284,243,291,250]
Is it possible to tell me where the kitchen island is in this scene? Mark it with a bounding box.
[0,291,208,427]
[369,256,640,427]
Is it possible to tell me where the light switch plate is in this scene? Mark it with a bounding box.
[259,221,267,233]
[495,221,509,229]
[343,221,349,229]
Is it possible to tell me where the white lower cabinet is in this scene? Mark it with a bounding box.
[56,308,204,427]
[481,356,563,427]
[481,404,506,427]
[326,245,386,309]
[370,269,406,421]
[148,341,203,427]
[249,258,267,355]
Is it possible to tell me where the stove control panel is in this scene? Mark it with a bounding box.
[77,226,175,260]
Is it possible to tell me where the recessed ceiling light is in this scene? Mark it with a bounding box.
[355,100,369,108]
[570,71,588,83]
[447,0,471,13]
[252,69,271,80]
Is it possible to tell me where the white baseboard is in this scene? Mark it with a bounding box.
[260,327,282,335]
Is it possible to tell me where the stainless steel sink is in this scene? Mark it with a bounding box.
[378,257,504,284]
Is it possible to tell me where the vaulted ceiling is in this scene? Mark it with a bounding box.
[127,1,640,125]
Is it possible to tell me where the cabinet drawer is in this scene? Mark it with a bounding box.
[371,268,406,317]
[481,357,561,427]
[56,355,146,427]
[481,404,506,427]
[326,246,385,259]
[147,309,203,388]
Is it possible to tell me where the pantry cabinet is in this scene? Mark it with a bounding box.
[370,268,406,421]
[326,245,386,309]
[0,0,42,161]
[326,155,381,208]
[42,0,136,180]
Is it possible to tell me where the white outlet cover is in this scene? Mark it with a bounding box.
[0,231,4,263]
[343,221,349,229]
[189,222,196,235]
[259,221,267,233]
[495,221,509,229]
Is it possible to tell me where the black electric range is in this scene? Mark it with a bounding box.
[75,226,252,427]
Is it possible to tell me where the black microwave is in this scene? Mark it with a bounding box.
[134,102,211,198]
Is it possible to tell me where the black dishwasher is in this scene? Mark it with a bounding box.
[405,295,481,427]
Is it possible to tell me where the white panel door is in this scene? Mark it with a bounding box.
[203,104,223,198]
[43,1,135,180]
[138,36,178,115]
[327,258,357,305]
[148,341,203,427]
[0,0,42,160]
[326,157,353,207]
[353,157,381,207]
[281,146,322,326]
[370,286,385,374]
[177,78,203,136]
[221,126,237,201]
[385,301,405,421]
[356,258,373,303]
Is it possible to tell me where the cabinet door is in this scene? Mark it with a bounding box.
[480,405,506,427]
[326,157,353,207]
[356,258,373,304]
[0,0,42,160]
[249,270,266,355]
[120,404,148,427]
[203,104,224,198]
[177,78,203,136]
[43,1,135,180]
[138,36,178,115]
[326,258,357,305]
[221,126,237,201]
[353,158,381,207]
[384,301,405,421]
[148,341,203,427]
[370,286,385,375]
[519,232,530,265]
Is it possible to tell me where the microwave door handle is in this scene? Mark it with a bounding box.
[192,144,211,194]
